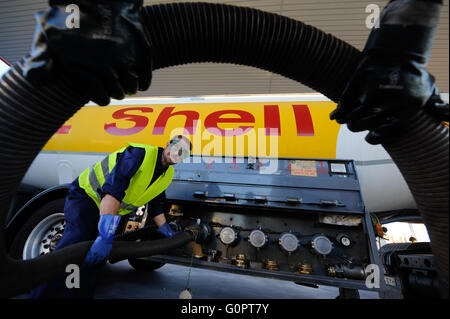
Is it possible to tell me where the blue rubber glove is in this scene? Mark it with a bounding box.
[83,214,121,267]
[157,222,178,238]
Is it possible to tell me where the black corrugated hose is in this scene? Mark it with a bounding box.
[0,2,447,298]
[383,110,448,298]
[143,3,362,101]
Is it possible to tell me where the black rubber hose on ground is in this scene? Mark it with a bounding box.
[109,231,195,264]
[0,2,447,298]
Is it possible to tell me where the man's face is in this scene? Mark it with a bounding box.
[163,138,190,165]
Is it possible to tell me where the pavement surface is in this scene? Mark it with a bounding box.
[12,260,380,299]
[93,260,380,299]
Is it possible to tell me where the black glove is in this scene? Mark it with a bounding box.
[22,0,152,106]
[330,0,447,145]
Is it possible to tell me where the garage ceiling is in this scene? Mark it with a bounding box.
[0,0,448,97]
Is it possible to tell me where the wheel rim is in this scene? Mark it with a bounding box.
[22,213,65,260]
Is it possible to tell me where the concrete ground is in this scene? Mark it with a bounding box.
[93,260,380,299]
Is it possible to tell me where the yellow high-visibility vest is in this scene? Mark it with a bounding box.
[79,143,174,215]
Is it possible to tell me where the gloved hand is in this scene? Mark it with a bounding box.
[83,214,121,267]
[330,0,447,145]
[23,0,152,106]
[157,222,178,238]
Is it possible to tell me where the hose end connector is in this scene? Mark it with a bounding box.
[185,222,211,244]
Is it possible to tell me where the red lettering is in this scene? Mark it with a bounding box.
[318,161,329,174]
[205,110,255,136]
[264,105,281,136]
[56,125,72,134]
[104,107,153,136]
[153,107,199,135]
[293,105,314,136]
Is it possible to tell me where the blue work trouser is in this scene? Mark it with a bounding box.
[29,180,104,299]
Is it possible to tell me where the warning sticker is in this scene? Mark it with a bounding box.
[290,160,317,177]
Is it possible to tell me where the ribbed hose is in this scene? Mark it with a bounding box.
[143,3,362,102]
[383,111,449,298]
[0,2,447,298]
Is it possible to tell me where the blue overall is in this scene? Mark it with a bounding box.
[29,146,166,298]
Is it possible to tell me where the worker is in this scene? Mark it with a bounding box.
[29,135,192,298]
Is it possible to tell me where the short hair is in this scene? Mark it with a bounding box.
[171,135,192,152]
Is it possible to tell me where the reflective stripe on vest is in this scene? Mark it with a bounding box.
[87,158,141,212]
[79,143,174,215]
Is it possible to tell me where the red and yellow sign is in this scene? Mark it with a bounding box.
[44,101,341,159]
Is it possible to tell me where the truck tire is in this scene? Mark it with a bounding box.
[10,198,66,260]
[128,258,165,272]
